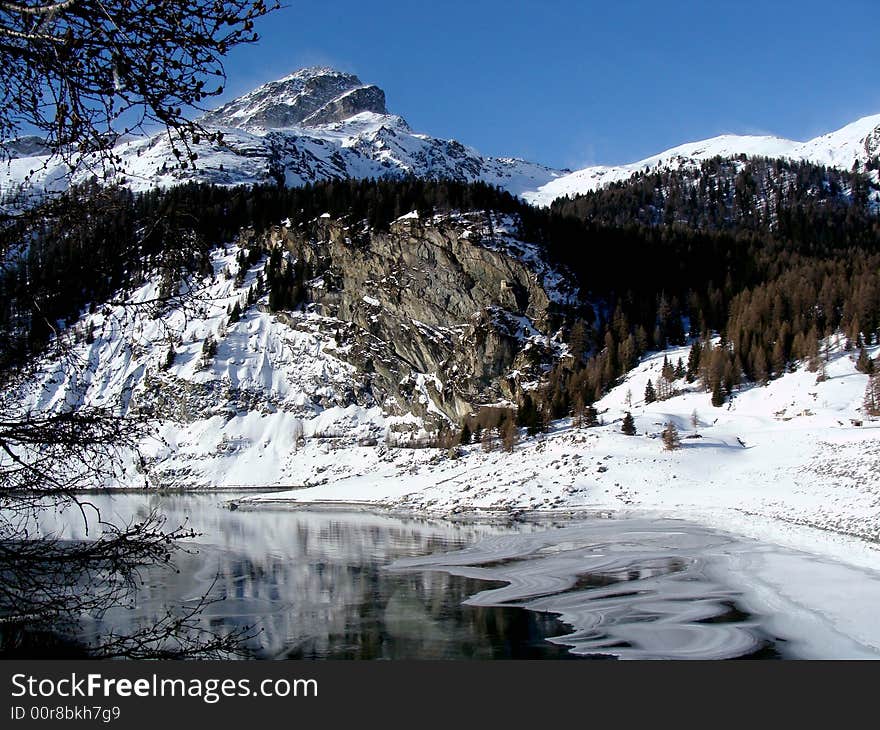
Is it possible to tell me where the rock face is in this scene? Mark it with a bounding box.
[244,211,576,420]
[202,67,388,130]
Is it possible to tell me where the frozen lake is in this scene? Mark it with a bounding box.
[31,493,880,659]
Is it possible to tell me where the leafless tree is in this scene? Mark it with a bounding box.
[0,0,278,174]
[0,0,280,657]
[661,421,681,451]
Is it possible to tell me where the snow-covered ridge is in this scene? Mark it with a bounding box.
[3,65,879,209]
[525,114,880,206]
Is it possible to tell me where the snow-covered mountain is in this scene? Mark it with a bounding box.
[0,67,564,200]
[524,114,880,206]
[200,67,390,129]
[4,65,880,210]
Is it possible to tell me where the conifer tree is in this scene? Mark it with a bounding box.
[472,423,483,445]
[585,405,599,427]
[711,380,725,407]
[501,417,519,452]
[517,393,542,436]
[621,411,637,436]
[201,334,217,367]
[572,394,586,429]
[644,379,657,404]
[857,347,875,374]
[674,358,686,379]
[481,426,496,452]
[568,319,588,363]
[864,375,880,417]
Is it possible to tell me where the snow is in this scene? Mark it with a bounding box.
[9,206,880,591]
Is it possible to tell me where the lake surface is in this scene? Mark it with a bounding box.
[30,493,880,659]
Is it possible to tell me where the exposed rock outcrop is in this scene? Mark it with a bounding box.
[243,211,576,420]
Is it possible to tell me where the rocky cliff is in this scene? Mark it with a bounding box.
[243,210,577,421]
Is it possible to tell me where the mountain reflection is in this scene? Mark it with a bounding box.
[51,494,571,659]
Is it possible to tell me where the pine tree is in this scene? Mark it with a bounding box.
[662,422,681,450]
[674,357,686,379]
[621,411,637,436]
[472,423,483,445]
[201,335,217,367]
[656,371,675,401]
[856,347,875,374]
[644,379,657,404]
[711,380,725,407]
[517,393,542,436]
[584,405,599,427]
[661,355,674,382]
[572,394,586,429]
[686,341,702,382]
[568,319,588,362]
[501,417,519,452]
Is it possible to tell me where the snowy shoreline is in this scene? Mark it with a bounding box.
[229,339,880,576]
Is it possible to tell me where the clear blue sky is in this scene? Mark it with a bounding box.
[221,0,880,170]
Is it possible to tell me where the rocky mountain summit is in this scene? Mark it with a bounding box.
[201,67,388,129]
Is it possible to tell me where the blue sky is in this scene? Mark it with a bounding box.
[222,0,880,170]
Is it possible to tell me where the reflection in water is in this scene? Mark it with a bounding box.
[35,495,800,659]
[43,494,572,659]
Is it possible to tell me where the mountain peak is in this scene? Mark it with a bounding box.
[202,66,388,130]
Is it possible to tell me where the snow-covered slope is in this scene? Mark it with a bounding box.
[525,114,880,206]
[14,208,575,488]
